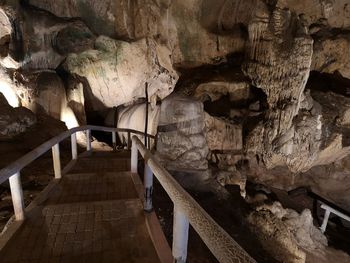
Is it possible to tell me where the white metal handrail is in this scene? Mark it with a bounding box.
[320,203,350,233]
[0,125,155,222]
[131,136,256,263]
[0,125,255,262]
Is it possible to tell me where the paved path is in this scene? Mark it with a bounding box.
[0,151,167,263]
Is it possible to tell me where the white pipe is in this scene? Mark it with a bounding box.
[71,133,77,160]
[172,205,189,263]
[9,172,25,221]
[52,144,61,179]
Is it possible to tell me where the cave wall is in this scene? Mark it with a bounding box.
[0,0,349,211]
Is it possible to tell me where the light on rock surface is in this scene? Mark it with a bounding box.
[60,107,79,129]
[0,81,19,107]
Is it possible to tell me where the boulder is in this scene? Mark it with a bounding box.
[64,36,178,111]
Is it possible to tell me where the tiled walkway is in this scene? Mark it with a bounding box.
[0,152,163,263]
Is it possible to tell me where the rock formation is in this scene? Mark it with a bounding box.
[0,92,36,140]
[0,0,349,261]
[117,103,160,146]
[312,34,350,79]
[242,1,316,173]
[248,201,350,263]
[15,71,81,128]
[64,36,178,111]
[156,95,209,170]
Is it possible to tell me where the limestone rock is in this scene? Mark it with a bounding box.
[27,0,157,38]
[310,90,350,166]
[116,103,160,147]
[204,113,242,151]
[168,0,245,67]
[312,34,350,79]
[64,36,178,111]
[15,71,80,128]
[216,169,246,197]
[0,67,20,107]
[0,92,36,140]
[243,2,316,173]
[28,0,246,68]
[248,209,306,263]
[194,81,250,102]
[156,95,208,170]
[8,8,94,70]
[284,0,350,29]
[17,71,66,119]
[249,201,350,263]
[66,77,86,126]
[0,7,12,58]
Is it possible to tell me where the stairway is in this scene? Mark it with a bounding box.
[0,151,164,263]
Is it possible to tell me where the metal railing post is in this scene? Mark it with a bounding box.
[112,131,117,151]
[52,143,61,179]
[71,133,77,160]
[131,139,138,173]
[173,205,189,263]
[86,129,91,151]
[127,132,131,150]
[144,163,153,212]
[9,172,25,221]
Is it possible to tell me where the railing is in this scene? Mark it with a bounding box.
[131,136,256,263]
[0,125,155,222]
[0,125,255,263]
[320,203,350,233]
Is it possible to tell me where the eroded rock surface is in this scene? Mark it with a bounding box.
[18,9,94,70]
[156,95,209,170]
[64,36,178,111]
[242,2,317,173]
[0,92,36,140]
[116,103,160,147]
[28,0,246,68]
[248,201,350,263]
[285,0,350,29]
[204,113,242,152]
[312,34,350,79]
[15,71,80,128]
